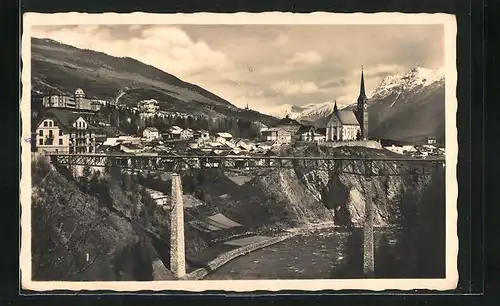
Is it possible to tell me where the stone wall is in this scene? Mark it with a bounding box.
[319,140,382,149]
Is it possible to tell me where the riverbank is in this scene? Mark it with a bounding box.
[182,221,336,280]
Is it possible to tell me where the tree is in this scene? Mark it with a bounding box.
[186,116,194,128]
[230,118,240,137]
[79,166,92,193]
[122,173,133,191]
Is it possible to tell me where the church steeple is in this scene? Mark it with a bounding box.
[356,65,369,140]
[333,100,338,113]
[359,65,367,99]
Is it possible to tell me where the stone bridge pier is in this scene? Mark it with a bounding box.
[170,173,186,278]
[363,177,375,277]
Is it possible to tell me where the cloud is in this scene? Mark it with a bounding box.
[364,64,405,79]
[272,80,320,95]
[32,25,231,78]
[287,51,323,65]
[31,23,444,115]
[319,78,350,89]
[274,34,290,46]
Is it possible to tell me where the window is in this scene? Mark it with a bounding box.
[39,139,43,145]
[59,130,63,136]
[39,130,43,137]
[49,130,53,138]
[43,121,48,127]
[59,139,63,145]
[49,121,52,127]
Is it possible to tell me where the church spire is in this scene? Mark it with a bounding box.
[359,65,366,99]
[333,100,338,113]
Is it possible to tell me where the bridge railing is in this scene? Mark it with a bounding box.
[48,153,445,176]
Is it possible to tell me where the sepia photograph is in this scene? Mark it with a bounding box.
[20,12,458,292]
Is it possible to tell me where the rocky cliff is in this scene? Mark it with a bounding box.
[30,145,444,280]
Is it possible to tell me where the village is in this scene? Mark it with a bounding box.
[31,69,445,161]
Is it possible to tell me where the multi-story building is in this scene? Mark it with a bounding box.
[142,127,160,141]
[35,109,97,154]
[138,99,160,113]
[70,116,97,154]
[42,88,99,111]
[262,116,302,144]
[42,94,76,109]
[35,116,71,154]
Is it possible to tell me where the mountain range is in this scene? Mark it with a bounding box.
[270,67,446,143]
[31,37,445,143]
[30,37,278,126]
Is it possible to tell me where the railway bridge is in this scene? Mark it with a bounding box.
[48,153,445,279]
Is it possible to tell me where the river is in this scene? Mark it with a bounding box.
[205,225,445,280]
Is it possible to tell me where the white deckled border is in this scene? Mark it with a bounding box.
[20,12,458,292]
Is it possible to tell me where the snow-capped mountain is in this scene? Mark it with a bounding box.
[266,101,337,122]
[264,67,445,144]
[367,67,446,143]
[371,67,444,102]
[295,102,336,121]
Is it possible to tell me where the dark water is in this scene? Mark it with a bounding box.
[205,225,445,280]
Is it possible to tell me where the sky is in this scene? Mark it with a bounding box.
[31,24,444,114]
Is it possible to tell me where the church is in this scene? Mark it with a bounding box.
[326,67,369,141]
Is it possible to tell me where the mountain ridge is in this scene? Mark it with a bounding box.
[31,37,278,126]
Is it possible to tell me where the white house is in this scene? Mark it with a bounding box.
[314,133,327,143]
[163,126,183,140]
[142,127,160,141]
[180,128,194,140]
[294,125,317,142]
[216,132,233,144]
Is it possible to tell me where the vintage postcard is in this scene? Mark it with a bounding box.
[20,12,458,292]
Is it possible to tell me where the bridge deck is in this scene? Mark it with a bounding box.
[48,153,445,176]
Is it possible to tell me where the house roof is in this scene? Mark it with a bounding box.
[38,108,98,131]
[295,125,314,135]
[217,132,233,138]
[313,117,330,129]
[282,125,302,134]
[329,110,360,126]
[121,143,143,150]
[144,127,159,132]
